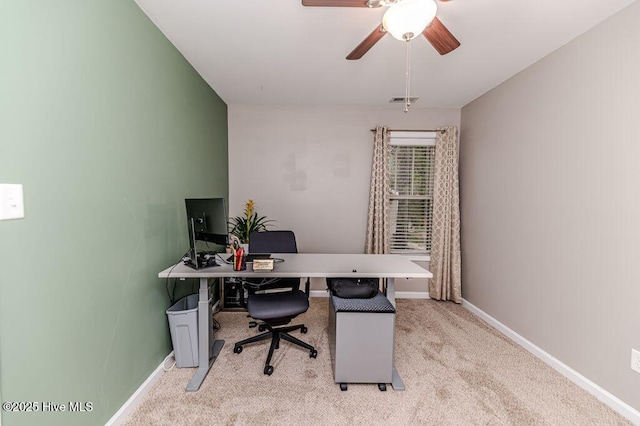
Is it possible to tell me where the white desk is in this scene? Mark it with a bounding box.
[158,253,432,391]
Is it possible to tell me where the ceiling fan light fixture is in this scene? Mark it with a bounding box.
[366,0,396,7]
[382,0,437,41]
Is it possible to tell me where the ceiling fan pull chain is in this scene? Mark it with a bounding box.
[404,38,411,113]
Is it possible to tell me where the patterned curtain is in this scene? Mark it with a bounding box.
[429,126,462,303]
[365,126,390,254]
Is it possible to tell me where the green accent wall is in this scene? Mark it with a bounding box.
[0,1,228,425]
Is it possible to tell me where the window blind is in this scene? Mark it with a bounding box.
[388,133,436,254]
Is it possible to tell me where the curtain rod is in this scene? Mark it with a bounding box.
[370,128,445,133]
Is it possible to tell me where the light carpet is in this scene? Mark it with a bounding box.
[125,298,629,425]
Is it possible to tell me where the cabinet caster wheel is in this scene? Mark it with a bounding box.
[340,383,348,391]
[301,326,308,334]
[233,345,242,354]
[378,383,387,392]
[310,349,317,358]
[264,365,274,375]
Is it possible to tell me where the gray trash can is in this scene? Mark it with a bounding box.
[166,294,209,368]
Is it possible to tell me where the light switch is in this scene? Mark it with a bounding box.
[0,184,25,220]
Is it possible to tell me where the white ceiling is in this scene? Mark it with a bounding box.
[134,0,636,108]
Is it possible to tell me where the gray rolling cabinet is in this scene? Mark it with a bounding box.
[328,291,396,391]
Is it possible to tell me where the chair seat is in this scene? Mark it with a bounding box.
[247,290,309,321]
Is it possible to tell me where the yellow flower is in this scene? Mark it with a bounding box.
[230,199,272,244]
[245,200,254,219]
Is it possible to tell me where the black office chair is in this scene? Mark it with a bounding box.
[233,230,317,375]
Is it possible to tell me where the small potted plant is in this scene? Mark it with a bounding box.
[229,200,273,249]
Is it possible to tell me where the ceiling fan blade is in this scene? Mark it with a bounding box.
[301,0,367,6]
[422,17,460,55]
[346,24,386,60]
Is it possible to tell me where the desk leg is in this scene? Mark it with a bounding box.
[391,366,405,391]
[385,277,396,309]
[186,277,225,392]
[386,277,405,391]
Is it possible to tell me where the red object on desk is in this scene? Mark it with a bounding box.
[234,248,245,271]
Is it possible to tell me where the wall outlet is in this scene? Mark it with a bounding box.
[632,349,640,374]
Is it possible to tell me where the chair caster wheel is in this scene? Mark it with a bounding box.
[233,345,242,354]
[310,349,317,358]
[301,326,308,334]
[249,321,257,328]
[258,324,266,332]
[340,383,347,391]
[264,365,274,375]
[378,383,387,391]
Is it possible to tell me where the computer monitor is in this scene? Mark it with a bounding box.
[185,198,228,269]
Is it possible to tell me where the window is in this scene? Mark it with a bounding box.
[388,131,436,254]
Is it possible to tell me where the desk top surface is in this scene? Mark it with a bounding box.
[158,253,432,279]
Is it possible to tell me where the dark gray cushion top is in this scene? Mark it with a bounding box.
[247,290,309,320]
[331,292,396,313]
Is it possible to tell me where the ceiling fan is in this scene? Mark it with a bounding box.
[301,0,460,60]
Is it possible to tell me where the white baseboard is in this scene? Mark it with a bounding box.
[396,291,430,299]
[105,351,173,426]
[462,299,640,425]
[310,290,429,299]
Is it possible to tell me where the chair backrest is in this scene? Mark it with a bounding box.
[249,230,297,254]
[247,231,301,294]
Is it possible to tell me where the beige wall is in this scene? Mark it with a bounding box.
[460,2,640,412]
[228,106,460,291]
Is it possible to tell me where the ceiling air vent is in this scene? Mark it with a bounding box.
[390,97,419,103]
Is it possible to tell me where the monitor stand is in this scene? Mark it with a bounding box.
[184,218,219,269]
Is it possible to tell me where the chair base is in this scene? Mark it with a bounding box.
[233,323,317,375]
